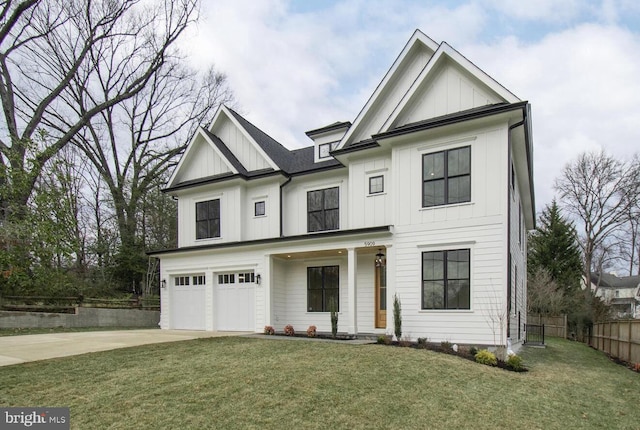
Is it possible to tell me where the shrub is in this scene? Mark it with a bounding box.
[469,346,479,356]
[377,335,393,345]
[393,294,402,340]
[263,325,275,335]
[475,349,497,366]
[440,340,453,351]
[506,354,525,371]
[398,335,412,347]
[417,337,428,346]
[284,324,295,336]
[329,299,338,338]
[306,325,317,337]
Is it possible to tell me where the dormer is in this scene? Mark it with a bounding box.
[305,121,351,163]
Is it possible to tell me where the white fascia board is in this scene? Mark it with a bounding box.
[335,30,439,150]
[214,106,280,171]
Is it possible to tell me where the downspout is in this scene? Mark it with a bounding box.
[279,175,292,237]
[507,117,526,346]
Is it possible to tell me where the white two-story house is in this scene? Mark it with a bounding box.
[149,30,535,348]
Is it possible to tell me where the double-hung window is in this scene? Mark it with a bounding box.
[422,146,471,207]
[307,266,339,312]
[422,249,470,310]
[307,187,339,232]
[196,199,220,239]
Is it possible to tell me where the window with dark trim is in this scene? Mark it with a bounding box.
[255,201,265,217]
[319,142,338,159]
[192,275,205,285]
[422,249,470,309]
[369,175,384,194]
[307,187,339,232]
[196,199,220,239]
[238,272,255,283]
[307,265,339,312]
[422,146,471,207]
[514,265,518,312]
[174,276,190,286]
[218,274,235,284]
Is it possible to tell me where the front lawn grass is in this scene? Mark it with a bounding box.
[0,336,638,429]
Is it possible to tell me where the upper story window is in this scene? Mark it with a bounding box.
[318,141,338,159]
[255,201,266,217]
[196,199,220,239]
[369,175,384,194]
[422,249,470,310]
[422,146,471,207]
[308,187,339,232]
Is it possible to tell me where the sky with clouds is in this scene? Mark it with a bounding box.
[181,0,640,211]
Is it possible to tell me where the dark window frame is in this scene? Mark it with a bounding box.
[369,175,384,194]
[421,249,470,310]
[318,141,338,159]
[307,265,340,312]
[307,187,340,232]
[422,146,471,208]
[255,201,266,217]
[196,199,220,239]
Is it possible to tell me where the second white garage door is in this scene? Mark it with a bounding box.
[216,272,255,331]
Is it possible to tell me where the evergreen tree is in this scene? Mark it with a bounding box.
[528,200,583,293]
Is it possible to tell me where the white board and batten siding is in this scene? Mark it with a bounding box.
[281,171,349,236]
[349,156,393,229]
[242,181,281,240]
[508,150,528,345]
[388,121,510,345]
[393,61,503,129]
[172,134,232,184]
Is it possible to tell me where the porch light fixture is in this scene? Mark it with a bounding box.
[161,279,167,289]
[375,249,386,267]
[256,274,261,285]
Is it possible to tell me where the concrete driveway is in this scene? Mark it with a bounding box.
[0,329,246,367]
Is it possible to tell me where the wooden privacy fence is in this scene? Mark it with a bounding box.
[527,314,567,339]
[590,320,640,365]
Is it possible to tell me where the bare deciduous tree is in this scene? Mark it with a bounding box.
[0,0,199,222]
[554,150,640,291]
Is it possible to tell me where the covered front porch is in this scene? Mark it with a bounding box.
[263,244,394,336]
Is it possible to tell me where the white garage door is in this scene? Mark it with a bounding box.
[216,272,255,331]
[171,275,206,330]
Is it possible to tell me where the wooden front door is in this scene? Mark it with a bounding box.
[375,263,387,328]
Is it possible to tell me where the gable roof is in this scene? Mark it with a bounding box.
[224,107,294,171]
[337,29,439,150]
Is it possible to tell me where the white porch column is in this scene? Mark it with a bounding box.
[263,254,272,327]
[347,247,357,335]
[385,245,395,330]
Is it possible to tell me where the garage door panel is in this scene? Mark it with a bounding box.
[172,286,206,330]
[216,277,255,331]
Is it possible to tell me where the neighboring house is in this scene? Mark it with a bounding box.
[148,30,535,348]
[586,273,640,319]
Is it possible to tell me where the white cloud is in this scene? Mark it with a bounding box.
[463,23,640,208]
